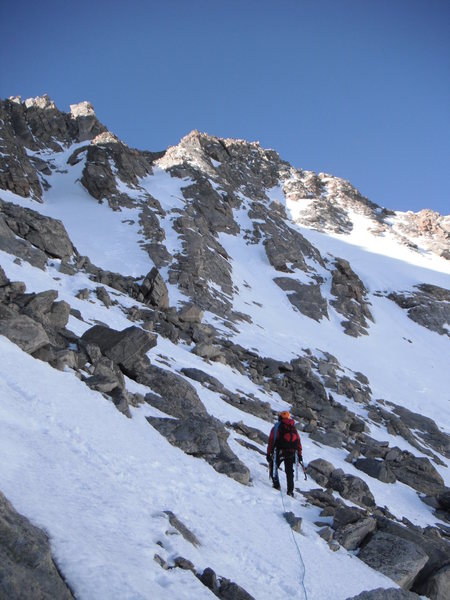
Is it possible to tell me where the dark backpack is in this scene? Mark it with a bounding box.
[276,420,299,451]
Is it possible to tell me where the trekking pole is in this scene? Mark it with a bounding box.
[272,449,278,480]
[300,458,307,480]
[295,451,299,481]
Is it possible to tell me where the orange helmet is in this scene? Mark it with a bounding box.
[279,411,291,419]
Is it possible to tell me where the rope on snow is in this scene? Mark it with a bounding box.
[279,488,308,600]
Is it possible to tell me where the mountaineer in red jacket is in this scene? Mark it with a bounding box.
[267,411,302,497]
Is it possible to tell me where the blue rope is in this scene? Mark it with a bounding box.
[279,488,308,600]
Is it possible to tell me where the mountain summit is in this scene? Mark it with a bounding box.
[0,96,449,600]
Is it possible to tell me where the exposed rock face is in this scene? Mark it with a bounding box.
[79,133,160,207]
[0,96,106,200]
[330,258,373,336]
[0,199,77,262]
[358,532,429,589]
[285,170,381,235]
[388,284,450,337]
[198,566,255,600]
[392,209,450,260]
[0,490,74,599]
[274,277,328,321]
[375,517,450,591]
[389,404,450,459]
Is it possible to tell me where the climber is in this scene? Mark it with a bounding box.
[267,411,303,497]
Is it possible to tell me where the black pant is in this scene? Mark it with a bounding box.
[272,451,295,494]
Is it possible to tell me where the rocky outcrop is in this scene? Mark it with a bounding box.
[389,404,450,459]
[416,564,450,600]
[306,460,375,508]
[0,490,74,599]
[0,199,77,262]
[79,132,162,208]
[0,96,106,201]
[354,458,397,484]
[384,450,445,496]
[388,284,450,337]
[330,258,373,336]
[392,209,450,260]
[273,277,328,321]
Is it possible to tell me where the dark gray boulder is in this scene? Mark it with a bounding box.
[147,415,250,484]
[415,564,450,600]
[358,532,429,589]
[181,367,225,392]
[218,578,255,600]
[309,429,344,448]
[283,512,302,533]
[306,458,335,487]
[138,267,169,309]
[0,314,50,354]
[329,469,376,508]
[436,490,450,512]
[142,365,207,418]
[390,404,450,459]
[0,199,76,261]
[198,565,255,600]
[333,516,376,550]
[354,458,397,484]
[20,290,70,330]
[385,451,445,496]
[0,491,74,599]
[375,517,450,593]
[346,588,420,599]
[80,324,157,372]
[333,506,368,528]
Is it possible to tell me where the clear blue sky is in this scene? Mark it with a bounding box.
[1,0,449,214]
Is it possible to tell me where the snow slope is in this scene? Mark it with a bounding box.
[0,137,449,599]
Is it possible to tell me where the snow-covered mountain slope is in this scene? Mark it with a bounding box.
[0,96,449,600]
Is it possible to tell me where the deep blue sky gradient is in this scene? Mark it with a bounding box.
[1,0,449,213]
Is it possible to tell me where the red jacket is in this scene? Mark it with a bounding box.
[267,417,302,456]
